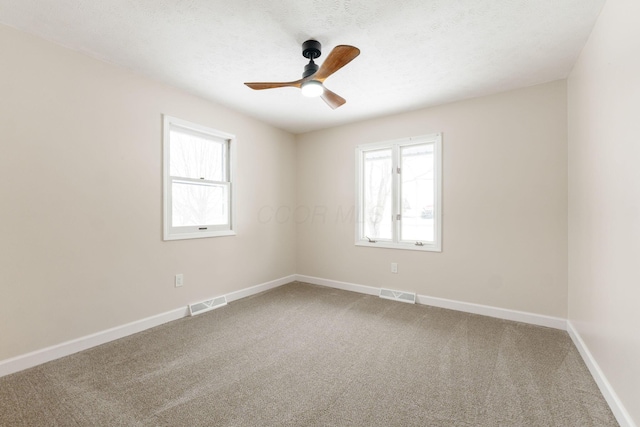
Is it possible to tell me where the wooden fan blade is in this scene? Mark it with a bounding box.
[244,79,304,90]
[314,45,360,82]
[321,87,346,109]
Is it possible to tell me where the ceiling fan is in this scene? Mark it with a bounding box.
[244,40,360,109]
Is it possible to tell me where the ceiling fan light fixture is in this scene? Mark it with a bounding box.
[301,80,324,98]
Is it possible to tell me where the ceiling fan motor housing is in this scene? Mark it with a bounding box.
[302,40,321,59]
[302,40,321,78]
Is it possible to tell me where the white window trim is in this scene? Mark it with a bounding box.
[355,133,442,252]
[163,115,237,241]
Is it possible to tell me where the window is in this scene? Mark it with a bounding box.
[163,115,236,240]
[356,133,442,252]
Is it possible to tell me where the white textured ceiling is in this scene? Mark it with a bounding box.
[0,0,605,134]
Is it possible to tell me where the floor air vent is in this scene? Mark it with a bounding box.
[189,296,227,316]
[379,288,416,304]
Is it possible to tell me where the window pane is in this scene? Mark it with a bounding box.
[172,181,229,227]
[169,127,226,181]
[363,148,393,240]
[400,144,434,242]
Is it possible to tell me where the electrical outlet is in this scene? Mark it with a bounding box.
[175,274,184,287]
[391,263,398,274]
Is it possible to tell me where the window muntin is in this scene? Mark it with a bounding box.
[163,115,236,241]
[356,134,442,252]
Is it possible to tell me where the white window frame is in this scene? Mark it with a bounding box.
[355,133,442,252]
[163,115,237,241]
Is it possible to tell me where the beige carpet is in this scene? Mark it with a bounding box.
[0,282,618,426]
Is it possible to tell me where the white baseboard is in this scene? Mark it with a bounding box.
[296,274,380,296]
[0,306,189,378]
[416,294,566,330]
[226,275,296,302]
[567,321,636,427]
[0,274,296,378]
[296,274,566,330]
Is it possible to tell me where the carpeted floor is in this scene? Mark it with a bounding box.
[0,281,618,426]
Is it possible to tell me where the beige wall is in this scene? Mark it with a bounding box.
[296,81,568,317]
[567,0,640,422]
[0,24,296,361]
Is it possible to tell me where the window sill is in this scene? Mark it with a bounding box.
[164,230,236,241]
[355,240,441,252]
